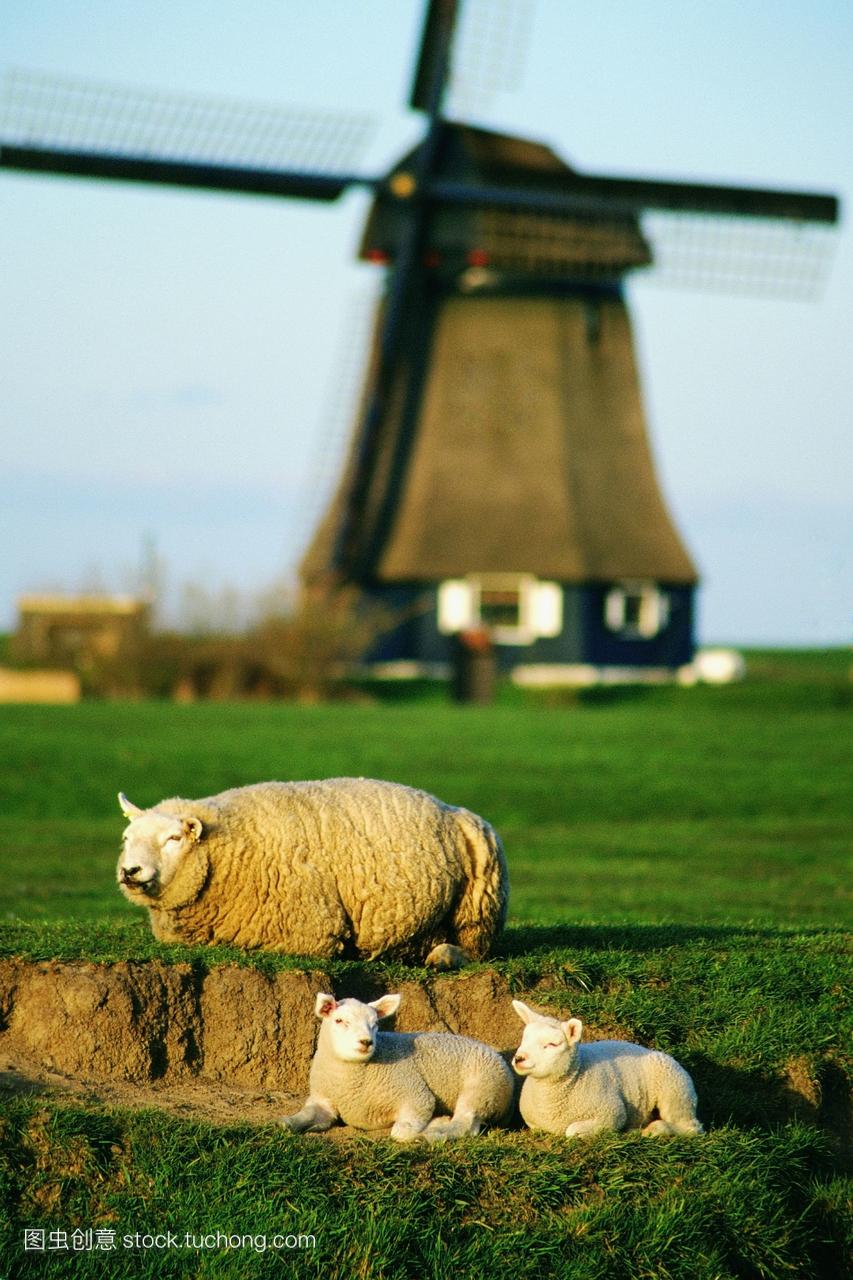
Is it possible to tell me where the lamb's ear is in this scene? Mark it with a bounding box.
[183,816,203,843]
[315,993,337,1018]
[512,999,538,1025]
[370,993,401,1020]
[118,792,144,819]
[562,1018,583,1045]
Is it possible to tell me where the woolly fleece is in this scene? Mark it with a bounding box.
[286,996,514,1139]
[118,778,508,963]
[512,1004,703,1137]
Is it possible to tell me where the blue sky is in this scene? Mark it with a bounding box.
[1,0,851,644]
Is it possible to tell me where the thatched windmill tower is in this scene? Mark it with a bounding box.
[300,124,701,678]
[1,1,838,682]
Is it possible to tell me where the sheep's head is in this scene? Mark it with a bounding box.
[510,999,582,1079]
[315,992,401,1064]
[117,793,209,910]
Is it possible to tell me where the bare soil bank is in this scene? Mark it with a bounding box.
[0,960,528,1127]
[0,959,846,1138]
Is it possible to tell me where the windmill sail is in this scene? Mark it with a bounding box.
[0,68,375,199]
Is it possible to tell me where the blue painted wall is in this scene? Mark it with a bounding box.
[362,583,695,671]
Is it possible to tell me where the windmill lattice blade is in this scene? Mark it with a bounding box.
[296,283,380,549]
[1,68,376,176]
[445,0,534,118]
[637,211,838,300]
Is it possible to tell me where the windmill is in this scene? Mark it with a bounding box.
[1,2,839,684]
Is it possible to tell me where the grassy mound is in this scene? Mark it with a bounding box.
[1,920,849,1137]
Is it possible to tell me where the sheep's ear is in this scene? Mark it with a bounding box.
[370,993,401,1020]
[118,792,144,819]
[315,993,337,1018]
[512,999,538,1025]
[562,1018,583,1045]
[183,816,203,843]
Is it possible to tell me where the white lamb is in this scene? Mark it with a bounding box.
[511,1000,703,1137]
[116,778,508,968]
[281,992,515,1141]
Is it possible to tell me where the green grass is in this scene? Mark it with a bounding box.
[0,1102,848,1280]
[0,674,850,928]
[0,662,851,1278]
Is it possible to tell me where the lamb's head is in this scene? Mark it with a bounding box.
[314,992,401,1064]
[117,793,209,910]
[511,999,582,1079]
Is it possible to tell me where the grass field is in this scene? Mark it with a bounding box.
[0,654,851,1278]
[1,663,850,928]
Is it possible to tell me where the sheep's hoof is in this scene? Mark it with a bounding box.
[423,1118,453,1142]
[425,1116,481,1142]
[425,943,469,971]
[389,1124,425,1142]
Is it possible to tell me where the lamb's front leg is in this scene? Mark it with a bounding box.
[389,1100,435,1143]
[424,1115,484,1142]
[280,1096,338,1134]
[565,1103,626,1138]
[424,1099,484,1141]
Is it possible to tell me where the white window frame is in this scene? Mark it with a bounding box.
[437,575,563,645]
[604,582,669,639]
[437,580,476,634]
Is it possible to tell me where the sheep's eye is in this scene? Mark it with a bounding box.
[334,1017,344,1025]
[545,1042,560,1049]
[165,834,181,844]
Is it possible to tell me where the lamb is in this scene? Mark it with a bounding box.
[116,778,508,968]
[281,992,515,1141]
[511,1000,703,1137]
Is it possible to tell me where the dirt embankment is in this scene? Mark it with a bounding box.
[0,959,526,1127]
[1,959,847,1138]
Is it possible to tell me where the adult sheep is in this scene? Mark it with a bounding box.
[116,778,508,968]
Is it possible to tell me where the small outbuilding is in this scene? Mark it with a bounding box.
[13,594,150,669]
